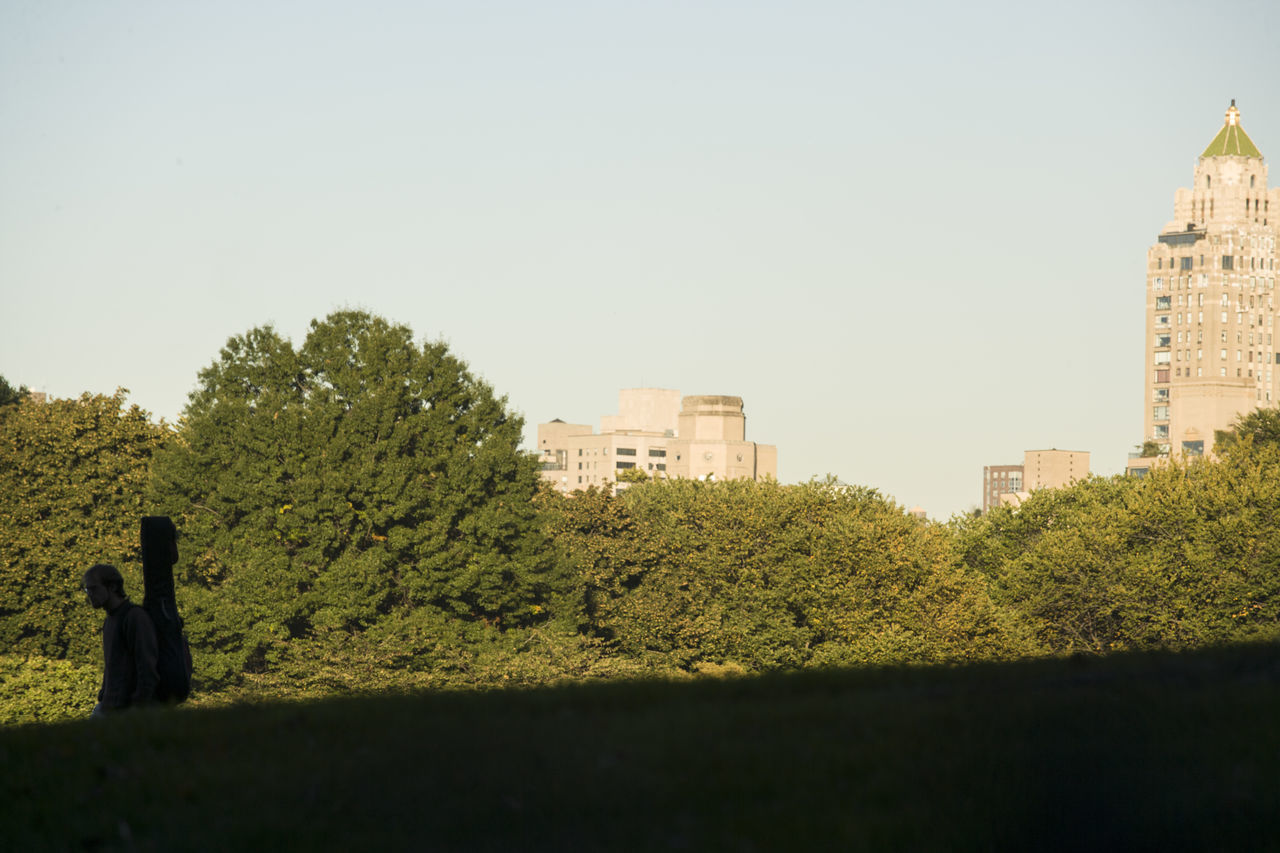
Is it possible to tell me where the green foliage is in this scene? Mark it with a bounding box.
[149,312,562,685]
[1214,406,1280,452]
[0,391,166,664]
[545,478,1028,672]
[0,655,99,724]
[0,374,29,407]
[957,451,1280,654]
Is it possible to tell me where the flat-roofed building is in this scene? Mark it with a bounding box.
[537,388,777,493]
[982,464,1023,513]
[983,449,1089,510]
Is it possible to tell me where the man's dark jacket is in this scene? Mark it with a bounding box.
[99,600,159,710]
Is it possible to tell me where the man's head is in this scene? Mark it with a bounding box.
[83,563,125,610]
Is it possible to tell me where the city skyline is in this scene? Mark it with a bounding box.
[3,2,1279,518]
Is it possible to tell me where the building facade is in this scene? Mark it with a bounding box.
[982,464,1023,513]
[1133,102,1280,473]
[983,449,1089,510]
[537,388,777,493]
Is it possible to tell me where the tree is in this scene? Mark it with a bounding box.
[615,468,650,485]
[1214,408,1280,452]
[1138,439,1165,458]
[148,311,561,684]
[0,391,166,664]
[955,454,1280,655]
[0,374,29,407]
[544,477,1028,672]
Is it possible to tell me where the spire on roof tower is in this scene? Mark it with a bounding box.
[1201,101,1261,158]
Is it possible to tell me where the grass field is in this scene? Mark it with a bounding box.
[3,644,1279,852]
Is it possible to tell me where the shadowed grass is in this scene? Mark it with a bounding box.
[4,643,1279,851]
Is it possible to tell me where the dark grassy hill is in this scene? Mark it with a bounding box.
[4,644,1279,852]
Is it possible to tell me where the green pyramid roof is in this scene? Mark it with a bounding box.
[1201,102,1262,158]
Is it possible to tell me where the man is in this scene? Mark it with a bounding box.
[83,563,159,715]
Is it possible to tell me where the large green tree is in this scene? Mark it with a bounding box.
[955,444,1280,654]
[544,478,1028,671]
[149,311,560,684]
[0,391,166,664]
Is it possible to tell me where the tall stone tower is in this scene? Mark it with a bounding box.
[1138,102,1280,465]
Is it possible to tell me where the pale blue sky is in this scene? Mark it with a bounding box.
[3,1,1278,517]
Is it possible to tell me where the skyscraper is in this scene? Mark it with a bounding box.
[1136,102,1280,469]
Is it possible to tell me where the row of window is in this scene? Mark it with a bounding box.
[577,446,666,458]
[1159,366,1272,381]
[1166,330,1275,345]
[1153,275,1276,291]
[1159,310,1273,327]
[1156,293,1274,310]
[1154,349,1277,366]
[1156,256,1277,272]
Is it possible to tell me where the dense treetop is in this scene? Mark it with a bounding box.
[147,311,560,684]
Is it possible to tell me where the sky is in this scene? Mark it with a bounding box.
[3,0,1279,519]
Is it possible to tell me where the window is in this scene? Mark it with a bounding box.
[1153,405,1169,421]
[1154,352,1171,364]
[1198,349,1203,360]
[1155,369,1170,383]
[1181,257,1193,271]
[1182,440,1205,456]
[1154,424,1169,438]
[1156,334,1171,347]
[1221,349,1228,360]
[655,463,666,471]
[648,448,666,457]
[1154,388,1169,401]
[615,461,635,470]
[1155,296,1171,309]
[1157,315,1170,326]
[1223,255,1234,270]
[616,447,636,456]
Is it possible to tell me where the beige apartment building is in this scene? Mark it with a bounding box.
[537,388,777,493]
[984,449,1089,510]
[1130,101,1280,475]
